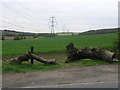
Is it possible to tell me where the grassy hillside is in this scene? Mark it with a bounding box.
[79,28,118,35]
[2,33,117,56]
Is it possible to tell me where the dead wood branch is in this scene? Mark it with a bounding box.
[10,51,58,64]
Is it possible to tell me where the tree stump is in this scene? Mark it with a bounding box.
[65,42,118,63]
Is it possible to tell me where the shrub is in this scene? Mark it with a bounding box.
[14,36,20,40]
[113,33,120,61]
[2,36,5,40]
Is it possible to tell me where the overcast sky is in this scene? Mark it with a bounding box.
[0,0,119,33]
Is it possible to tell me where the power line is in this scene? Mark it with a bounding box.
[0,17,48,33]
[15,0,48,20]
[1,17,19,23]
[0,1,46,25]
[0,16,43,27]
[0,17,33,30]
[15,1,46,21]
[0,17,28,26]
[0,1,34,22]
[1,20,24,28]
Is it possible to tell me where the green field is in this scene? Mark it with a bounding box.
[2,33,117,56]
[2,33,118,73]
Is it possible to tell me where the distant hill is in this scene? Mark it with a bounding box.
[2,29,35,36]
[2,29,56,37]
[1,28,119,36]
[2,29,36,36]
[79,28,118,35]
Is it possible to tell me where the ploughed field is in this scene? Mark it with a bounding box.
[2,33,117,56]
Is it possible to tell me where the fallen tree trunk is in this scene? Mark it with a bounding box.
[65,42,118,63]
[10,51,58,64]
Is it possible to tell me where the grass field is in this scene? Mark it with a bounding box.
[2,33,118,73]
[2,33,117,56]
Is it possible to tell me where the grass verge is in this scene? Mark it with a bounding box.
[2,56,118,74]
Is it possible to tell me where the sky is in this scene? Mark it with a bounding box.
[0,0,119,33]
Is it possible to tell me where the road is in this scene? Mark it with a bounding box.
[36,82,118,88]
[19,80,118,88]
[2,64,118,88]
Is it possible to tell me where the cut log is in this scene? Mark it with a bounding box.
[65,42,118,63]
[10,51,58,64]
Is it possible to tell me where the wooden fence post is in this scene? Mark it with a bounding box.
[31,46,34,64]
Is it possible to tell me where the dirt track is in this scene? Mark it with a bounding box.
[2,64,118,88]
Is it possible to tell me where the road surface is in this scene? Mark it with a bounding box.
[2,64,118,88]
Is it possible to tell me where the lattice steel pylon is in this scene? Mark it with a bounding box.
[49,16,57,34]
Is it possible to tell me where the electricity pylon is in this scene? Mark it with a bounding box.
[49,16,57,34]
